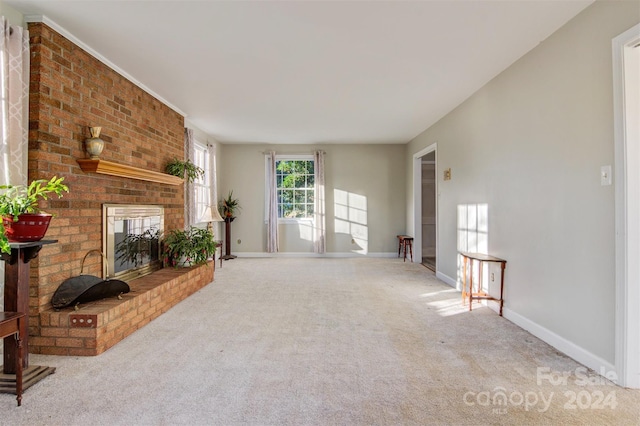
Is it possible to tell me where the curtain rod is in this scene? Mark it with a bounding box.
[261,150,326,155]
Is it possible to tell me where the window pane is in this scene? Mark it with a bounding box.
[294,190,305,203]
[282,175,295,188]
[274,159,315,219]
[281,189,293,204]
[305,161,314,174]
[294,174,306,188]
[193,141,210,221]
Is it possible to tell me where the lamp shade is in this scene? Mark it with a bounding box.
[199,205,224,223]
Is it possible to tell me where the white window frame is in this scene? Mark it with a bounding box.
[265,154,315,223]
[193,140,211,223]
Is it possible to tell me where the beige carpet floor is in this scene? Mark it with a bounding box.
[1,257,639,425]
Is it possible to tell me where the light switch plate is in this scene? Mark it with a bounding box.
[601,165,612,186]
[444,168,451,181]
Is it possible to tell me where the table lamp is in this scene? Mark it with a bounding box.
[199,205,224,231]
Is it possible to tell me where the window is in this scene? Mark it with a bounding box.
[276,157,315,219]
[193,141,210,222]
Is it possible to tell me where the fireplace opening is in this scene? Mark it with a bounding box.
[103,204,164,282]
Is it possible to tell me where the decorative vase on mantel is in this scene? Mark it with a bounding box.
[85,126,104,159]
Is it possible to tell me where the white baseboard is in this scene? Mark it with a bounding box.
[433,270,617,383]
[503,307,617,382]
[235,252,397,258]
[436,271,458,289]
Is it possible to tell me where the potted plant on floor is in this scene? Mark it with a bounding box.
[0,176,69,254]
[165,158,205,183]
[163,226,217,267]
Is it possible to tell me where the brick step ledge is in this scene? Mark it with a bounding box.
[33,262,214,356]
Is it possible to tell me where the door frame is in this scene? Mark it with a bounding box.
[412,143,437,266]
[613,23,640,389]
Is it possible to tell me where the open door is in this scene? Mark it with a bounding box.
[421,152,436,270]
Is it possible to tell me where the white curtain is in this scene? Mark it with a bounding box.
[184,128,196,227]
[0,17,29,187]
[208,141,220,239]
[0,18,29,302]
[266,151,278,253]
[314,150,326,254]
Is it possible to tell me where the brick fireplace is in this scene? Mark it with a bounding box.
[23,22,213,356]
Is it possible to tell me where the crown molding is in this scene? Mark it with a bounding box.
[24,14,187,117]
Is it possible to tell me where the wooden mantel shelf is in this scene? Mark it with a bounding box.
[77,159,184,185]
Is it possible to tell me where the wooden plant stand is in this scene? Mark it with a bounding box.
[222,217,237,260]
[0,241,56,395]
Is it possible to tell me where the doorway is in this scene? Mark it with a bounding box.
[613,23,640,389]
[421,152,436,270]
[412,143,437,270]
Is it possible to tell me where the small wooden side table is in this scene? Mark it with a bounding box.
[0,312,24,406]
[459,252,507,316]
[397,235,413,262]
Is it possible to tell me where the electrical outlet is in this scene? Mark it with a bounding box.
[491,273,495,282]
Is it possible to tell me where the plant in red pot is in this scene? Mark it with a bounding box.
[0,176,69,254]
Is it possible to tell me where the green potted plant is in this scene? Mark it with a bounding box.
[163,226,217,267]
[165,158,204,183]
[0,176,69,254]
[218,190,241,219]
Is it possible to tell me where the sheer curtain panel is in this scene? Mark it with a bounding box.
[0,17,29,187]
[208,142,221,239]
[0,17,29,302]
[314,150,326,254]
[266,151,278,252]
[184,128,196,227]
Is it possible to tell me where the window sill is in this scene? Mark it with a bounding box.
[264,218,314,224]
[279,218,314,223]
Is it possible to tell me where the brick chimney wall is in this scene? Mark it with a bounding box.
[27,22,185,330]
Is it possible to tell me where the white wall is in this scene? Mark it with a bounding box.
[406,0,639,367]
[0,1,24,26]
[218,143,406,255]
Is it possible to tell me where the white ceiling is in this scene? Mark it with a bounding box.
[5,0,593,144]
